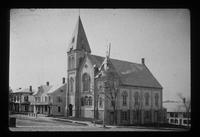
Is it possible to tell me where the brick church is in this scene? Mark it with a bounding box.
[66,16,164,125]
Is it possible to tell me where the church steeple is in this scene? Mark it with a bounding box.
[67,16,91,53]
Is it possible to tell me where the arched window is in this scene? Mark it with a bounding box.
[122,91,128,106]
[88,96,92,106]
[68,56,71,69]
[69,77,74,92]
[85,96,88,106]
[82,73,91,91]
[71,56,75,68]
[145,92,150,106]
[155,93,159,107]
[99,97,103,107]
[134,92,139,105]
[81,97,84,106]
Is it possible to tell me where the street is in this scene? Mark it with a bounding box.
[9,115,188,132]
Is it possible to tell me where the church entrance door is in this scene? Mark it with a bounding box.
[68,104,73,116]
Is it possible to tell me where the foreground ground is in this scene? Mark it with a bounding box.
[9,114,189,131]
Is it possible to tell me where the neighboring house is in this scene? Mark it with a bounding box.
[31,82,52,115]
[47,78,67,116]
[163,101,191,127]
[10,86,35,113]
[30,79,67,116]
[65,16,164,125]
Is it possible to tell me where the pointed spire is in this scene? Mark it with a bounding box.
[67,15,91,53]
[78,9,80,17]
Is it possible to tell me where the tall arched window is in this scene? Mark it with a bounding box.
[155,93,159,107]
[82,73,90,91]
[145,92,150,106]
[134,92,139,105]
[81,97,84,106]
[88,96,92,106]
[69,77,74,92]
[68,56,71,69]
[122,91,128,106]
[99,97,103,107]
[84,96,88,106]
[71,56,75,68]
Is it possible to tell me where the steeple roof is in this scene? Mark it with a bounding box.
[67,16,91,53]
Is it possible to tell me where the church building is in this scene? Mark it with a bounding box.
[66,16,164,125]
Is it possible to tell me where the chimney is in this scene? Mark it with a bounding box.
[62,77,65,84]
[29,86,32,92]
[141,58,145,65]
[46,81,49,86]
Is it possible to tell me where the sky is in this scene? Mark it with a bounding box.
[10,9,190,101]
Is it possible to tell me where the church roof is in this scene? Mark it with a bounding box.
[67,16,91,53]
[88,54,162,89]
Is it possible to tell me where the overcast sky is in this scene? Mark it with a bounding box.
[10,9,190,101]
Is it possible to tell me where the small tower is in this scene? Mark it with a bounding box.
[66,16,91,118]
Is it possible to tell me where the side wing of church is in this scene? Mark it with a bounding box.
[65,16,164,125]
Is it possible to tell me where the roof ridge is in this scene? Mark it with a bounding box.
[90,54,141,65]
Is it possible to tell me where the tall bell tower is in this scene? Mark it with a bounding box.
[66,16,91,117]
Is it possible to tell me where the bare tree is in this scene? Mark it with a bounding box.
[104,79,119,125]
[134,92,144,125]
[177,93,191,128]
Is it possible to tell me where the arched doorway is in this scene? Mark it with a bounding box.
[68,104,73,116]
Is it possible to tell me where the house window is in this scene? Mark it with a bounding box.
[49,96,51,102]
[99,97,103,108]
[145,92,150,106]
[88,96,92,106]
[122,91,128,106]
[69,77,74,92]
[58,106,61,112]
[155,93,159,107]
[134,92,139,105]
[121,111,128,121]
[57,96,62,103]
[17,96,20,101]
[45,96,48,102]
[175,119,178,124]
[24,96,28,102]
[82,73,90,91]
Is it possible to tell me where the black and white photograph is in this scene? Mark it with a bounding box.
[9,9,190,131]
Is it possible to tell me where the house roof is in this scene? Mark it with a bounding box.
[67,16,91,53]
[12,88,36,94]
[33,85,53,96]
[88,54,162,89]
[47,83,67,94]
[163,101,187,112]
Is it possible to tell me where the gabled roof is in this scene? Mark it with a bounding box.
[13,88,36,94]
[163,101,187,112]
[67,16,91,53]
[88,54,162,89]
[33,85,53,96]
